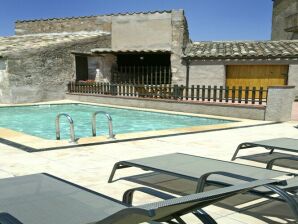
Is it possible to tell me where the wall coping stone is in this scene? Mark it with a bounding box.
[66,93,266,110]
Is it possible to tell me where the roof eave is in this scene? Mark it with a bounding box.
[183,55,298,61]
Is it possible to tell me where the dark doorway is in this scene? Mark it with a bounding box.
[75,56,88,81]
[113,53,172,84]
[117,53,171,66]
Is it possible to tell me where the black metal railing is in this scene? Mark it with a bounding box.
[112,65,172,85]
[68,82,268,105]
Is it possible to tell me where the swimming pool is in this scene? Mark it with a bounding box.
[0,104,234,140]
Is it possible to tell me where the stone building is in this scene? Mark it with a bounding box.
[1,3,298,104]
[183,0,298,96]
[0,32,110,103]
[183,41,298,95]
[0,10,188,103]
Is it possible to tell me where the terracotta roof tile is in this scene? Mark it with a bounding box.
[184,40,298,59]
[16,10,173,23]
[0,31,109,57]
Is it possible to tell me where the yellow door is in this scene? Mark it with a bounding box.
[226,65,288,98]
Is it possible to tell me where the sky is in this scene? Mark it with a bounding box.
[0,0,273,41]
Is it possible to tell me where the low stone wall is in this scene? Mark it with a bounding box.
[66,85,296,121]
[265,86,296,121]
[66,93,266,120]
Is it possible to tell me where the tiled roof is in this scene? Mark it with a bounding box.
[91,48,171,54]
[0,31,109,57]
[184,40,298,60]
[16,10,173,23]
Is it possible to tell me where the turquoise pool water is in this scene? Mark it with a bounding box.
[0,104,234,140]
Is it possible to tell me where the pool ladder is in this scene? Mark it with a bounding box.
[55,111,115,143]
[92,111,115,139]
[55,113,76,144]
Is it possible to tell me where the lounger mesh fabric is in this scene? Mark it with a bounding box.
[137,179,282,221]
[239,152,298,170]
[249,138,298,152]
[111,153,293,194]
[0,174,126,224]
[123,153,287,183]
[0,173,284,224]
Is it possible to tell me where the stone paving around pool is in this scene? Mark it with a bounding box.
[0,116,297,223]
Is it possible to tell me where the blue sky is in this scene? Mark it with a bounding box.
[0,0,273,40]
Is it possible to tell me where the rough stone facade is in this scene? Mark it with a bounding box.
[170,10,189,85]
[1,35,110,103]
[288,64,298,95]
[0,59,9,101]
[15,10,190,86]
[272,0,298,40]
[15,16,112,35]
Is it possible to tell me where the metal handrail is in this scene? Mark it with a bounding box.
[55,113,76,143]
[92,111,115,139]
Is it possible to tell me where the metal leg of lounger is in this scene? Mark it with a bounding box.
[266,156,298,169]
[123,187,175,205]
[193,210,217,224]
[231,144,251,161]
[268,147,275,154]
[108,162,131,183]
[195,171,255,193]
[265,184,298,220]
[123,187,217,224]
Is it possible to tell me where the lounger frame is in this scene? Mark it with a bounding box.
[0,173,286,224]
[108,154,298,219]
[231,139,298,161]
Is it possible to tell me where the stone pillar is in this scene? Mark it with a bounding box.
[170,10,189,85]
[265,86,295,121]
[287,64,298,97]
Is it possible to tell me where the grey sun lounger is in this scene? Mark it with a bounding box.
[108,153,298,219]
[231,138,298,169]
[0,173,284,224]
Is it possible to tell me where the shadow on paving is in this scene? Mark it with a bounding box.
[238,152,298,170]
[121,172,296,224]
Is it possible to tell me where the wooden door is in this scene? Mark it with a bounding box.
[226,65,288,98]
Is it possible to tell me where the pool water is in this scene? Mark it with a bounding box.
[0,104,234,140]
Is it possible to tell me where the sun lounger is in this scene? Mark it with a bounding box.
[231,138,298,169]
[108,153,298,219]
[0,173,284,224]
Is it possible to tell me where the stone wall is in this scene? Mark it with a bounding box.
[15,16,112,35]
[2,36,110,103]
[288,64,298,96]
[14,10,190,86]
[66,94,266,120]
[188,64,225,86]
[265,86,295,121]
[272,0,298,40]
[170,10,189,85]
[111,13,172,50]
[0,59,10,103]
